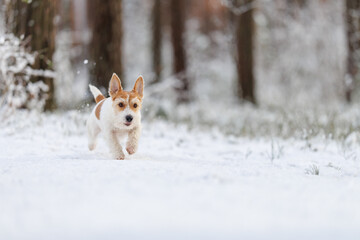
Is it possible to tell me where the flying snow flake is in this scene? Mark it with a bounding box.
[83,59,88,65]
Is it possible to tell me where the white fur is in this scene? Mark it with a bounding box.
[87,85,142,160]
[89,84,102,99]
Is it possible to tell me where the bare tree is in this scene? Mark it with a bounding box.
[6,0,58,110]
[88,0,123,89]
[233,0,256,104]
[345,0,360,102]
[152,0,162,84]
[170,0,189,102]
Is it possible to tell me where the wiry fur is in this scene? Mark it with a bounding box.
[87,73,144,160]
[89,85,105,103]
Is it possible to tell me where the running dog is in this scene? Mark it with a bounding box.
[87,73,144,160]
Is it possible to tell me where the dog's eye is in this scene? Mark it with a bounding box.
[119,102,124,107]
[134,103,138,108]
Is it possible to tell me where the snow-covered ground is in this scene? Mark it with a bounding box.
[1,112,360,240]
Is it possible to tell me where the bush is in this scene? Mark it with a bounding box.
[0,34,55,117]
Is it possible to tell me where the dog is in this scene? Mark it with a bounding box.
[87,73,144,160]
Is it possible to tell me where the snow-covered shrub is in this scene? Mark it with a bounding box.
[0,34,55,116]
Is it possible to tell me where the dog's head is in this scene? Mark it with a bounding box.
[108,73,144,130]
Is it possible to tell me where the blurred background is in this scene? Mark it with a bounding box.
[0,0,360,139]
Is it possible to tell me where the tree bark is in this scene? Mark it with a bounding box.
[88,0,123,89]
[286,0,307,18]
[286,0,307,8]
[235,0,256,104]
[201,0,215,34]
[6,0,58,110]
[152,0,162,84]
[345,0,360,103]
[170,0,189,102]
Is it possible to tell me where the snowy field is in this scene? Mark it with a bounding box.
[1,112,360,240]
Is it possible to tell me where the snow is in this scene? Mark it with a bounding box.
[1,112,360,240]
[1,1,359,239]
[0,34,54,112]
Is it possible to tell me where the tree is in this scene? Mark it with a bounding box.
[201,0,216,34]
[345,0,360,102]
[170,0,189,102]
[152,0,162,84]
[234,0,256,104]
[6,0,58,110]
[286,0,307,18]
[88,0,123,89]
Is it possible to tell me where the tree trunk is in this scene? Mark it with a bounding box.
[286,0,307,18]
[88,0,123,89]
[235,0,256,104]
[345,0,360,103]
[201,0,214,34]
[6,0,58,110]
[170,0,189,102]
[286,0,307,8]
[152,0,162,84]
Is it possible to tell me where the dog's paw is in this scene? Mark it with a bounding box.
[126,146,137,155]
[88,143,96,151]
[113,151,125,160]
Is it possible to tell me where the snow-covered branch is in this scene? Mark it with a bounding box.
[0,34,55,114]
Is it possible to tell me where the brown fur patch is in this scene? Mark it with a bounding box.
[113,91,129,101]
[95,95,105,103]
[129,91,142,112]
[113,91,129,111]
[95,100,105,120]
[112,90,142,112]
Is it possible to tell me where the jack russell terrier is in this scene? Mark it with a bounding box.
[87,73,144,160]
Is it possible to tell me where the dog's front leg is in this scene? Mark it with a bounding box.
[106,129,125,160]
[126,127,141,155]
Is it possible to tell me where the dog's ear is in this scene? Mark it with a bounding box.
[109,73,122,98]
[133,75,144,98]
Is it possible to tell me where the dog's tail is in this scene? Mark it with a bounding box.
[89,85,105,103]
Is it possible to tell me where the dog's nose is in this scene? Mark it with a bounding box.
[125,115,133,123]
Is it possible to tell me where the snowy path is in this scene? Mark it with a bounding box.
[1,113,360,240]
